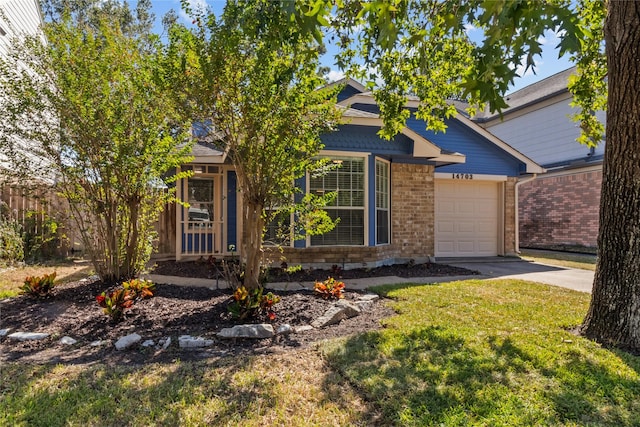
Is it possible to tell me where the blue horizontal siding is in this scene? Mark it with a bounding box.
[407,116,523,176]
[321,125,414,155]
[348,103,525,176]
[337,85,364,102]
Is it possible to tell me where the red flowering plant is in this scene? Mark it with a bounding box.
[228,286,281,321]
[314,277,345,300]
[96,288,135,322]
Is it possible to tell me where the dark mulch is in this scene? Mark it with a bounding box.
[151,259,479,282]
[0,261,478,365]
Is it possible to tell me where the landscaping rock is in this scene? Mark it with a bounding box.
[311,301,361,328]
[276,324,293,335]
[0,329,9,337]
[142,340,155,347]
[59,336,77,345]
[115,333,141,350]
[90,340,108,347]
[178,335,213,348]
[294,325,314,333]
[354,295,378,312]
[8,332,49,341]
[217,324,275,339]
[160,337,171,350]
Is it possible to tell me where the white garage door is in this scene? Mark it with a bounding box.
[435,180,499,257]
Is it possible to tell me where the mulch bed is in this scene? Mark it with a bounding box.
[151,259,479,282]
[0,261,478,365]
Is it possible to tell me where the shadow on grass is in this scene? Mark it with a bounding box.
[1,352,374,426]
[322,326,640,426]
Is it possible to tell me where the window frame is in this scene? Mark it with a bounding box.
[375,158,391,245]
[307,151,369,247]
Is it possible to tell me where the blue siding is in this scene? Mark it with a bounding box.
[337,84,364,103]
[348,103,525,176]
[227,171,237,251]
[407,116,523,176]
[321,125,413,155]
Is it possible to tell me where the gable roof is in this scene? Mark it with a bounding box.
[336,106,465,164]
[474,67,576,122]
[338,92,544,174]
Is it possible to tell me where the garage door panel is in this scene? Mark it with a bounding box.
[435,180,499,257]
[437,221,455,233]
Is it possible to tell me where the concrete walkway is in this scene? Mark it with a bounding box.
[144,257,594,293]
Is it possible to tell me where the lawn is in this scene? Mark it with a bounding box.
[519,249,597,271]
[2,279,639,426]
[0,261,93,298]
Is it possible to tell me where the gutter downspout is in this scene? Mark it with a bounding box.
[515,174,538,253]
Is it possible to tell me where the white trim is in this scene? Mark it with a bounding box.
[454,113,544,173]
[538,163,602,178]
[435,172,508,182]
[375,157,391,246]
[338,117,465,164]
[326,77,368,93]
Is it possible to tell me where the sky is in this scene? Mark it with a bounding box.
[148,0,574,94]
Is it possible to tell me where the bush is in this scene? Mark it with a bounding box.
[314,277,345,300]
[228,286,281,321]
[0,217,24,266]
[122,278,155,299]
[96,289,135,322]
[19,272,57,298]
[97,279,155,322]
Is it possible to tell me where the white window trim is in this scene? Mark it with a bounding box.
[375,157,391,246]
[307,151,370,247]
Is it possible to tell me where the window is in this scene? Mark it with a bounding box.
[310,156,365,246]
[376,160,390,244]
[264,209,292,246]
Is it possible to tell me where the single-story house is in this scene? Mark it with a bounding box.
[155,79,543,267]
[476,67,605,251]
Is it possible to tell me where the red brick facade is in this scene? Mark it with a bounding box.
[518,169,601,249]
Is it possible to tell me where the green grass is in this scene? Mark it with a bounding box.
[3,279,639,426]
[0,262,93,298]
[520,249,597,271]
[321,280,640,426]
[0,350,373,427]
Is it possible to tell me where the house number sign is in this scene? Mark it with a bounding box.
[451,173,474,180]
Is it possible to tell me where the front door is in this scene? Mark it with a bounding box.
[179,172,224,258]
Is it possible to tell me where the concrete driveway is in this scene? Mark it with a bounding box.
[445,258,595,293]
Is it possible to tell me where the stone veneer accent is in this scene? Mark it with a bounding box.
[518,169,601,249]
[270,163,436,268]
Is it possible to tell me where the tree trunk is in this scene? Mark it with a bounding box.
[581,0,640,351]
[242,198,265,290]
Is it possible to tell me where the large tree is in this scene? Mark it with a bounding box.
[168,1,341,289]
[0,4,192,283]
[290,0,640,351]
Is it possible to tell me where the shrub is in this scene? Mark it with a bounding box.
[0,217,24,266]
[19,272,57,297]
[96,289,135,322]
[228,286,281,321]
[122,278,155,299]
[314,277,345,300]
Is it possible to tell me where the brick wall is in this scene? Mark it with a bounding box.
[504,177,518,255]
[269,163,436,268]
[391,163,435,258]
[519,169,601,249]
